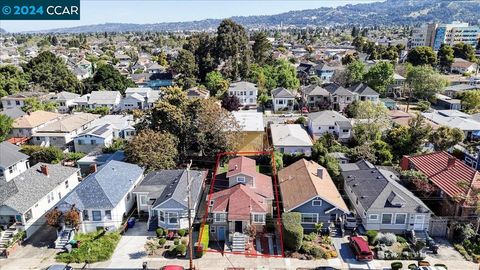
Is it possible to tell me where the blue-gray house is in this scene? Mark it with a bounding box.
[278,159,349,231]
[133,169,207,231]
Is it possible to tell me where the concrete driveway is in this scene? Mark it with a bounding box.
[107,221,155,268]
[332,236,380,270]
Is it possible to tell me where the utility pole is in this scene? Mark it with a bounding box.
[187,160,194,270]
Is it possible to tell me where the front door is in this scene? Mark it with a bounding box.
[414,215,425,231]
[235,221,243,233]
[217,226,226,241]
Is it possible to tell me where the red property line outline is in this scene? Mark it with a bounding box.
[197,151,285,258]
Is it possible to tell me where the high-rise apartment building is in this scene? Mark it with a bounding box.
[410,21,480,51]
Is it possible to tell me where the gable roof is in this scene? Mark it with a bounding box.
[349,83,379,96]
[308,110,351,127]
[51,91,80,101]
[302,85,330,97]
[405,151,480,203]
[272,87,295,98]
[12,110,61,129]
[324,83,354,96]
[270,124,313,147]
[210,184,267,220]
[1,163,79,213]
[35,113,100,133]
[225,156,273,199]
[278,159,348,213]
[0,141,29,169]
[88,91,121,105]
[0,107,26,120]
[62,160,144,209]
[229,81,257,92]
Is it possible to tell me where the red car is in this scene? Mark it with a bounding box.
[301,107,309,113]
[348,236,373,261]
[161,266,185,270]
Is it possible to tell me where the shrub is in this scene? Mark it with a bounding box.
[396,235,407,244]
[158,238,166,247]
[178,229,186,237]
[181,239,187,245]
[156,228,164,237]
[300,242,314,254]
[173,239,179,245]
[265,213,275,233]
[376,232,397,246]
[454,244,472,261]
[55,231,121,263]
[366,230,378,245]
[303,232,317,242]
[282,212,303,251]
[310,246,324,259]
[175,244,187,256]
[391,262,403,270]
[416,100,431,112]
[452,223,475,244]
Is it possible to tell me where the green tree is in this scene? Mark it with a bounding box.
[406,65,448,101]
[406,46,437,66]
[458,90,480,113]
[215,19,251,80]
[352,100,390,144]
[205,71,229,97]
[282,212,303,251]
[22,97,57,113]
[364,61,394,96]
[0,65,28,97]
[21,145,64,164]
[453,42,477,62]
[371,140,393,165]
[349,144,377,164]
[437,44,454,72]
[183,33,216,82]
[171,49,198,89]
[344,60,366,87]
[274,60,300,90]
[22,51,81,93]
[430,126,465,151]
[83,64,135,95]
[125,129,178,171]
[0,114,13,141]
[252,32,272,65]
[221,95,240,111]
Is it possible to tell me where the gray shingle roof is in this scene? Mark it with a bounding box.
[349,83,379,96]
[0,107,26,120]
[0,141,29,169]
[324,83,354,96]
[62,160,144,209]
[1,163,79,213]
[272,87,295,98]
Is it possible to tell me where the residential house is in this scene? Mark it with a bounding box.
[10,110,62,138]
[146,63,166,74]
[297,62,316,82]
[87,91,121,111]
[89,114,136,140]
[57,160,144,233]
[324,84,355,112]
[228,81,258,108]
[208,157,273,246]
[0,142,30,182]
[388,73,406,98]
[186,87,210,99]
[115,53,131,68]
[133,169,207,231]
[120,87,161,111]
[0,107,25,120]
[307,110,352,142]
[301,85,330,111]
[422,110,480,140]
[232,111,265,152]
[50,91,80,113]
[434,94,462,110]
[271,87,296,112]
[401,152,480,218]
[315,63,341,83]
[443,84,479,98]
[1,92,54,110]
[349,83,380,103]
[342,160,431,233]
[76,151,125,176]
[451,58,478,74]
[270,124,313,156]
[278,159,349,232]
[131,73,173,89]
[0,163,80,239]
[73,124,114,153]
[32,113,100,150]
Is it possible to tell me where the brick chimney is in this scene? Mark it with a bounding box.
[40,164,49,176]
[400,156,410,171]
[447,156,456,169]
[90,163,97,173]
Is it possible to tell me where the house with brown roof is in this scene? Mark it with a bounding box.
[401,152,480,218]
[278,159,349,232]
[10,110,62,138]
[208,156,273,252]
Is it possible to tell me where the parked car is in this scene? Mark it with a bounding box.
[161,266,185,270]
[348,236,373,261]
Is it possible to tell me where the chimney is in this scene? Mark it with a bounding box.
[40,165,49,176]
[90,163,97,173]
[447,156,456,169]
[400,156,410,171]
[317,168,324,179]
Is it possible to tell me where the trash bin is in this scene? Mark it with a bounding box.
[127,217,136,228]
[69,239,78,248]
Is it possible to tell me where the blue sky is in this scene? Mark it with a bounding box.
[1,0,381,32]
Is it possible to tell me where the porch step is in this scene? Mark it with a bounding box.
[231,233,246,252]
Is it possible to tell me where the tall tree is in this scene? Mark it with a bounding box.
[183,33,216,82]
[215,19,251,80]
[406,46,437,66]
[352,100,390,144]
[205,71,229,97]
[171,49,198,89]
[458,90,480,113]
[274,60,300,90]
[437,44,454,72]
[22,51,81,93]
[221,95,240,111]
[364,61,394,96]
[125,129,178,171]
[0,65,28,97]
[252,32,272,65]
[83,64,135,94]
[406,65,448,101]
[21,97,57,113]
[0,114,13,141]
[430,126,465,151]
[453,42,477,62]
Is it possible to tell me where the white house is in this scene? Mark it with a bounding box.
[271,87,296,112]
[50,91,80,113]
[307,110,353,142]
[0,163,80,239]
[73,124,114,153]
[0,142,30,182]
[120,87,161,111]
[58,160,144,233]
[270,124,313,156]
[87,91,122,111]
[1,92,54,110]
[228,81,258,108]
[451,58,478,74]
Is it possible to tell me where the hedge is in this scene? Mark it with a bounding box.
[366,230,378,245]
[282,212,303,251]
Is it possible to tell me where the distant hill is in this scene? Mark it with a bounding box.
[0,28,6,34]
[33,0,480,33]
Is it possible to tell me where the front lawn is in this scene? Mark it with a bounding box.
[56,230,121,263]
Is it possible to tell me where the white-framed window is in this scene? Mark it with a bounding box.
[368,214,379,221]
[301,213,318,224]
[209,200,215,206]
[214,213,227,223]
[394,213,407,225]
[252,214,265,224]
[381,213,393,224]
[312,199,322,206]
[24,209,32,222]
[159,211,165,222]
[139,195,147,205]
[105,210,112,220]
[168,212,179,224]
[92,210,102,221]
[236,176,245,183]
